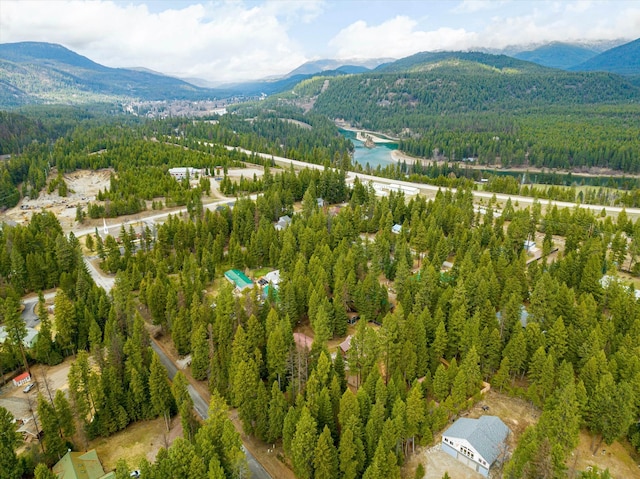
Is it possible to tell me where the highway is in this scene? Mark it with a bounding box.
[225,145,640,216]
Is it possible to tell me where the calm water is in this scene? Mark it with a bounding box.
[340,129,397,169]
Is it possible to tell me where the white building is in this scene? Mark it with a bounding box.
[169,167,205,180]
[441,416,510,477]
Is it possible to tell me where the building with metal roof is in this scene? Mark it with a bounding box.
[224,269,254,291]
[441,415,510,477]
[52,450,116,479]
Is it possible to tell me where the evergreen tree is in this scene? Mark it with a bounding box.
[34,464,57,479]
[291,406,318,479]
[314,425,339,479]
[0,406,22,479]
[149,352,175,431]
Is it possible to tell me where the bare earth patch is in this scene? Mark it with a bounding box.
[569,430,640,479]
[2,169,111,230]
[90,416,182,472]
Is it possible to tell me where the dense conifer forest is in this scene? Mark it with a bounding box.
[0,104,639,479]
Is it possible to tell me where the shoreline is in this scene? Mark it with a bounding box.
[390,150,640,179]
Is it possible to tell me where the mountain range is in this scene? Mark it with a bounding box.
[0,38,638,109]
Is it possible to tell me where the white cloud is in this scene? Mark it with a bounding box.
[452,0,510,14]
[329,2,640,59]
[329,16,478,59]
[0,0,321,82]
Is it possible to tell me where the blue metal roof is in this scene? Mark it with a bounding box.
[442,416,509,465]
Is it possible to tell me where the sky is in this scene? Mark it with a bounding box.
[0,0,638,82]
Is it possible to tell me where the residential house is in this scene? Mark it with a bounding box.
[224,269,254,292]
[441,415,510,477]
[274,215,292,231]
[0,326,39,349]
[13,371,31,387]
[338,335,352,356]
[52,450,116,479]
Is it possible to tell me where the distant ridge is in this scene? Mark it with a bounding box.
[513,42,598,70]
[283,58,393,78]
[375,51,552,73]
[570,38,640,75]
[0,41,212,107]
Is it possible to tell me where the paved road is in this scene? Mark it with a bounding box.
[150,342,271,479]
[83,256,116,293]
[224,145,640,216]
[21,291,57,328]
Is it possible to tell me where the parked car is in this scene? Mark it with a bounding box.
[23,383,35,393]
[129,471,140,478]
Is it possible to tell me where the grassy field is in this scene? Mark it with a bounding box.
[90,416,182,472]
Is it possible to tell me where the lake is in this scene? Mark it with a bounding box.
[340,129,397,169]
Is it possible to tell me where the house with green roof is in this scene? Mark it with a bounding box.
[224,269,254,291]
[52,450,115,479]
[441,415,510,477]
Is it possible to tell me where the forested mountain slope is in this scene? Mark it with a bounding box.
[306,66,638,131]
[375,51,552,74]
[0,42,214,107]
[277,57,640,172]
[571,38,640,75]
[513,42,598,69]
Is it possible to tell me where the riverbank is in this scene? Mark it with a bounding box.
[391,149,421,165]
[391,150,640,180]
[354,130,397,144]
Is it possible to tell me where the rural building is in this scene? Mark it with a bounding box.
[52,450,116,479]
[441,415,510,477]
[0,326,39,349]
[168,167,205,180]
[13,371,31,387]
[338,335,352,355]
[264,270,281,287]
[275,215,292,231]
[224,269,254,291]
[16,413,42,441]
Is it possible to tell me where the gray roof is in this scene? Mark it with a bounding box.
[443,416,509,465]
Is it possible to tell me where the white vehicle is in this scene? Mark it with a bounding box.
[23,383,35,393]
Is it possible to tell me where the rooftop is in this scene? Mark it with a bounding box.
[443,415,510,465]
[224,269,253,290]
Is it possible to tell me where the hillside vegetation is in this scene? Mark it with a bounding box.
[275,56,640,172]
[0,42,213,106]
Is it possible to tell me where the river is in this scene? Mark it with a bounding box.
[340,129,397,169]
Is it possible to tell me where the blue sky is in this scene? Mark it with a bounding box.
[1,1,638,82]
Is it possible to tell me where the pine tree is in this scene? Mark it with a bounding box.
[54,290,77,356]
[339,421,365,479]
[291,406,318,479]
[149,352,175,431]
[37,394,65,462]
[53,390,75,439]
[314,426,339,479]
[3,296,29,373]
[0,406,22,479]
[267,381,287,443]
[190,323,210,380]
[33,464,56,479]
